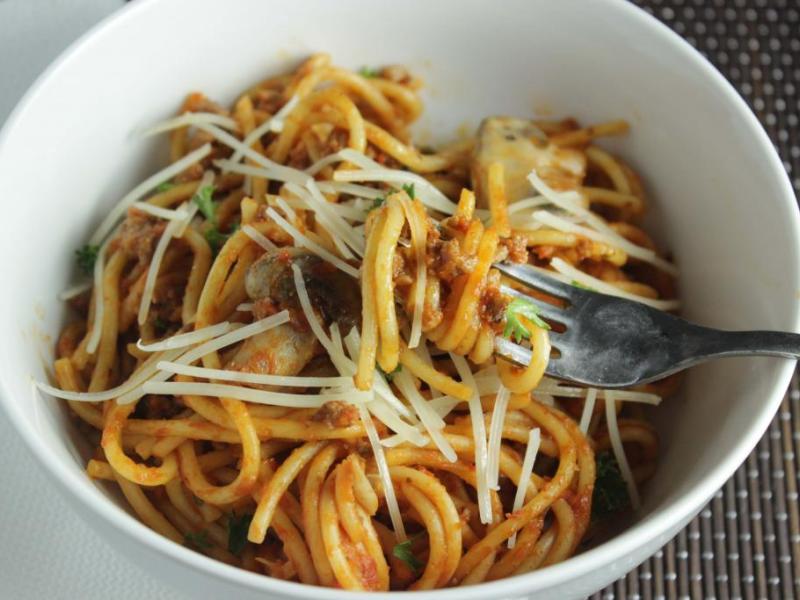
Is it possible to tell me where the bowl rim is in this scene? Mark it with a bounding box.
[0,0,798,598]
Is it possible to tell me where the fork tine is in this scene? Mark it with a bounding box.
[494,262,578,303]
[499,284,570,324]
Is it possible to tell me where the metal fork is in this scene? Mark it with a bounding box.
[493,262,800,388]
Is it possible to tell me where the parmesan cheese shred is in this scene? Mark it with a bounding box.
[42,55,676,591]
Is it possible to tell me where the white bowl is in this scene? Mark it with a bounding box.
[0,0,797,598]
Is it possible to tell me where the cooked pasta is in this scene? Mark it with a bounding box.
[41,54,678,590]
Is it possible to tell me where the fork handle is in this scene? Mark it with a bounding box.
[689,328,800,361]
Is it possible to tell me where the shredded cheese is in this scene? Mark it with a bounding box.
[507,427,541,548]
[227,94,300,166]
[137,203,188,326]
[486,385,511,490]
[136,321,234,352]
[34,347,184,403]
[532,208,678,276]
[236,303,253,312]
[156,362,353,388]
[242,224,277,252]
[139,112,239,137]
[142,381,369,407]
[333,168,457,214]
[131,202,185,221]
[394,371,457,462]
[88,143,211,246]
[268,207,359,278]
[174,311,290,366]
[578,388,599,433]
[285,183,355,259]
[305,180,366,256]
[358,402,407,541]
[58,281,92,301]
[605,391,641,509]
[548,257,681,311]
[451,353,493,524]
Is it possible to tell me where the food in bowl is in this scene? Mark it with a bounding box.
[36,54,680,590]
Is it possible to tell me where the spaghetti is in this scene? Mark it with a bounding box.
[42,54,678,590]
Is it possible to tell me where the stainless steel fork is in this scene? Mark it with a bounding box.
[493,262,800,388]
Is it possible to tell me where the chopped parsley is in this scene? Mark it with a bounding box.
[358,66,380,78]
[192,184,217,224]
[205,220,239,256]
[75,244,100,275]
[592,451,630,521]
[184,530,212,550]
[155,181,175,193]
[392,535,423,573]
[401,183,416,199]
[502,297,550,343]
[370,195,387,211]
[227,512,254,556]
[571,279,595,292]
[378,364,402,383]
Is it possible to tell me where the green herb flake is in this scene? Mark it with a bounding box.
[192,185,217,224]
[401,183,416,199]
[75,244,100,275]
[155,182,175,193]
[358,66,380,79]
[184,530,212,550]
[591,451,630,521]
[502,297,551,343]
[378,364,402,383]
[227,512,254,556]
[370,196,387,211]
[571,279,595,292]
[392,537,423,574]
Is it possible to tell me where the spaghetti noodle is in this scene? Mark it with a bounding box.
[42,54,678,590]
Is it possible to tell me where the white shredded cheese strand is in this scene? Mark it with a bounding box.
[136,321,233,352]
[508,427,541,549]
[213,158,311,189]
[174,311,289,366]
[332,325,423,444]
[236,303,253,312]
[506,195,551,214]
[267,207,359,278]
[34,347,184,403]
[316,181,385,202]
[358,402,407,542]
[131,202,185,221]
[305,180,366,256]
[451,353,493,524]
[605,390,641,510]
[536,377,661,405]
[291,263,336,352]
[305,148,381,176]
[578,388,599,433]
[88,143,211,246]
[139,112,239,137]
[142,381,369,407]
[532,208,678,276]
[242,224,277,252]
[226,94,300,166]
[58,281,92,301]
[547,257,681,311]
[333,169,457,214]
[137,203,188,326]
[529,169,676,274]
[394,371,457,462]
[486,385,511,490]
[196,123,311,187]
[156,362,353,388]
[285,183,355,260]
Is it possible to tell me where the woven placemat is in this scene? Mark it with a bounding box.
[590,2,800,599]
